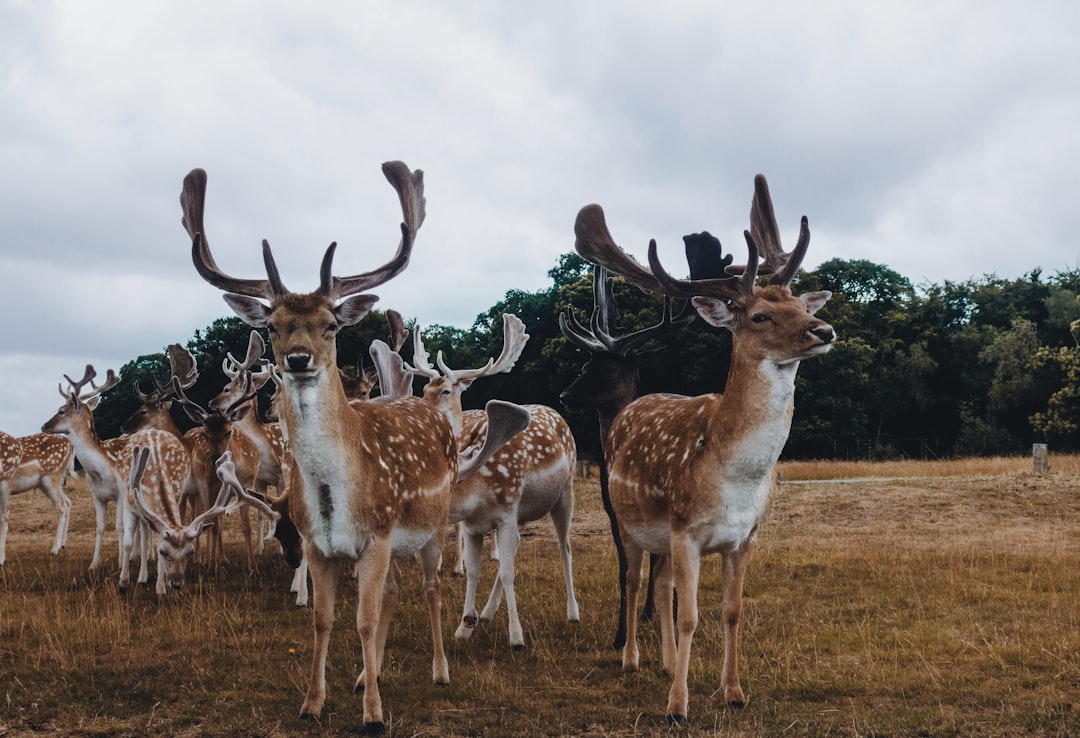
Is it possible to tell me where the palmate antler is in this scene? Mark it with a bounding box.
[135,343,199,405]
[410,313,529,385]
[185,162,425,303]
[574,174,810,307]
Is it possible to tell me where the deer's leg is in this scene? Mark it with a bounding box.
[621,536,645,672]
[113,497,125,568]
[666,533,702,723]
[418,534,450,685]
[42,475,72,555]
[89,497,107,570]
[118,509,136,592]
[238,506,256,572]
[361,559,400,685]
[351,540,392,734]
[720,542,752,709]
[454,529,485,639]
[481,521,523,649]
[299,550,343,721]
[654,553,676,675]
[136,522,151,586]
[291,558,309,608]
[452,522,467,576]
[548,486,580,623]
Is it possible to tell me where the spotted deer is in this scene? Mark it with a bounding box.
[0,433,74,565]
[128,446,278,593]
[559,263,696,649]
[42,366,190,590]
[184,160,529,733]
[573,174,835,721]
[410,314,580,649]
[120,343,200,443]
[171,375,264,571]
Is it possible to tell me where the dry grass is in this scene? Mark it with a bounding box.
[0,456,1077,737]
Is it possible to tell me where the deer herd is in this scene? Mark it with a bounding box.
[1,161,834,731]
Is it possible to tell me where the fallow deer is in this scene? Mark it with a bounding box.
[0,432,74,565]
[559,263,696,648]
[410,314,580,649]
[128,446,279,593]
[42,366,190,590]
[120,343,200,443]
[172,375,263,571]
[573,174,835,721]
[184,160,529,733]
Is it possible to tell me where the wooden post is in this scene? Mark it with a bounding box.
[576,460,590,479]
[1033,443,1049,474]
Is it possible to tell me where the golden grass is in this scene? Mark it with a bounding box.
[0,459,1077,737]
[777,451,1080,480]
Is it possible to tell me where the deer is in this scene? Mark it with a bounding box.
[42,366,190,590]
[559,263,697,649]
[340,309,409,404]
[409,313,580,649]
[127,445,279,593]
[184,160,529,733]
[171,374,264,571]
[572,174,835,722]
[211,330,287,553]
[0,432,75,565]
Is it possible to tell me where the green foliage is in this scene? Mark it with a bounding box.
[86,253,1080,458]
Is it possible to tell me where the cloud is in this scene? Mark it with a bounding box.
[1,0,1078,434]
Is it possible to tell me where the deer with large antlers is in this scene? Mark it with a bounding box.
[0,433,74,565]
[573,174,835,722]
[409,313,579,649]
[121,343,200,442]
[559,263,697,649]
[184,161,529,733]
[42,366,190,590]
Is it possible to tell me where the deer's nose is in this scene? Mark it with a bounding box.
[286,353,313,371]
[811,326,835,344]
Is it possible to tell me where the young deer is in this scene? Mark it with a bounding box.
[184,160,528,733]
[411,314,579,649]
[559,263,695,649]
[0,432,74,565]
[573,174,835,722]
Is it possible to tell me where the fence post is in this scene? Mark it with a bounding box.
[1032,443,1049,474]
[576,460,590,479]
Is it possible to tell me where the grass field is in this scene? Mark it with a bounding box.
[0,454,1077,737]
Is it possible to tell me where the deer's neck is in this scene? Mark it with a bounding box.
[714,348,800,470]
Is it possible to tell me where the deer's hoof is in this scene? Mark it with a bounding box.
[363,720,386,735]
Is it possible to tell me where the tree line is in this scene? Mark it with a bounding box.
[92,252,1080,462]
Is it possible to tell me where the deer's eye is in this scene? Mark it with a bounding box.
[751,313,770,324]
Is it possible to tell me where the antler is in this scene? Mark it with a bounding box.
[433,313,529,383]
[560,264,696,356]
[136,343,198,405]
[61,365,120,403]
[223,331,268,379]
[188,161,425,303]
[214,451,280,541]
[574,173,811,307]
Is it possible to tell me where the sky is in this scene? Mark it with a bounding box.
[1,0,1078,436]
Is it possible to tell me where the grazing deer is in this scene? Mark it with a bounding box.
[42,366,190,590]
[128,446,278,593]
[184,160,528,733]
[410,314,580,649]
[573,174,835,721]
[559,264,695,649]
[0,433,74,565]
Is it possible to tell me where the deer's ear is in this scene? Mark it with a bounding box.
[691,297,738,332]
[801,290,832,315]
[223,294,271,327]
[334,295,379,327]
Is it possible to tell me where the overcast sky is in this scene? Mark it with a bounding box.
[1,0,1077,436]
